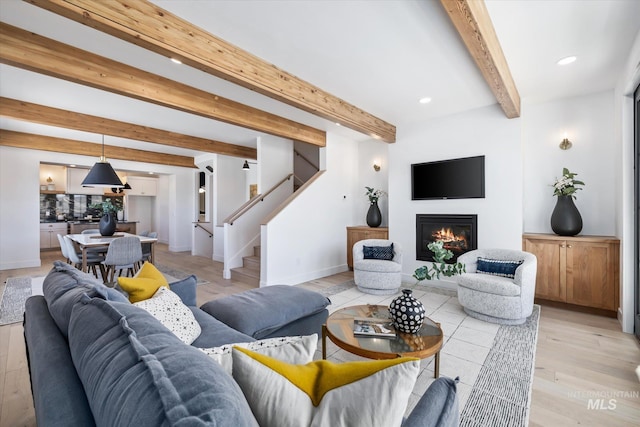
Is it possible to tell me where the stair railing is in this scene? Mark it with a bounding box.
[193,222,213,238]
[224,173,293,226]
[222,173,294,279]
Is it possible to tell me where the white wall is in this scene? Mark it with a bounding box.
[262,133,359,285]
[358,140,389,227]
[523,90,616,235]
[257,135,294,191]
[168,171,194,252]
[389,104,523,288]
[0,146,41,269]
[215,155,249,224]
[614,28,640,333]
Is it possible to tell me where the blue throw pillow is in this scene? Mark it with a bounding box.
[169,275,198,307]
[363,244,394,261]
[476,257,523,279]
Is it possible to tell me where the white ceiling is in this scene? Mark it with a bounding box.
[0,0,639,163]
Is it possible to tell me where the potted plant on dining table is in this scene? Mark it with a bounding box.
[91,198,118,236]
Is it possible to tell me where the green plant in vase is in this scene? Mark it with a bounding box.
[413,240,466,282]
[90,198,118,217]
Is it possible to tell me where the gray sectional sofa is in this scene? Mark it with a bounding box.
[24,261,458,427]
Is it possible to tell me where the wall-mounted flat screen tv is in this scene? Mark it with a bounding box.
[411,155,485,200]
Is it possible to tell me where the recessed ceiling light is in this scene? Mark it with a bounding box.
[335,122,341,126]
[69,164,76,168]
[148,171,155,175]
[557,56,577,66]
[419,97,432,104]
[170,58,182,64]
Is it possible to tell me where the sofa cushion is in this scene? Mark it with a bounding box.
[24,296,96,427]
[168,274,198,306]
[232,347,419,427]
[353,259,402,273]
[189,307,256,348]
[42,261,126,337]
[401,377,459,427]
[363,243,394,260]
[133,287,201,344]
[200,285,331,339]
[199,334,317,375]
[117,261,169,303]
[458,273,521,296]
[68,296,259,427]
[476,257,523,279]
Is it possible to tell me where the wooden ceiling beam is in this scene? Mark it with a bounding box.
[0,97,257,159]
[0,22,326,147]
[0,129,196,168]
[440,0,520,118]
[27,0,396,142]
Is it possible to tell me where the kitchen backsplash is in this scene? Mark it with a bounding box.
[40,194,123,221]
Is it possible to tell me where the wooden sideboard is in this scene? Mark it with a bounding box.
[522,233,620,317]
[347,226,389,269]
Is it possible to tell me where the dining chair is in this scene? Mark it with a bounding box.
[63,235,105,279]
[102,236,143,284]
[141,231,157,264]
[81,229,101,234]
[57,234,71,264]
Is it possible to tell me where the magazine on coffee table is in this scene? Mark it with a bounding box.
[353,317,396,338]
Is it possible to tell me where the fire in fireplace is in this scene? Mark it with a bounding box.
[416,214,477,263]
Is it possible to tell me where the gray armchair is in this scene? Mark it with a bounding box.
[456,249,537,325]
[353,239,402,295]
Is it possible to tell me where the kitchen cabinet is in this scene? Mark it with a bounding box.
[69,221,136,235]
[346,226,389,268]
[522,233,619,316]
[67,168,104,195]
[127,177,157,196]
[40,223,68,249]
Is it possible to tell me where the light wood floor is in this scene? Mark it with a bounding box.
[1,245,638,426]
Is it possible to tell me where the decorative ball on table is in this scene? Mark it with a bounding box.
[389,289,425,334]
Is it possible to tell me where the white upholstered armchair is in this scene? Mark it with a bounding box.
[353,239,402,295]
[456,249,537,325]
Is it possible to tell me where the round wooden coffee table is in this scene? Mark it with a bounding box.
[322,304,443,377]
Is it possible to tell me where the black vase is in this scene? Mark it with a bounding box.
[99,212,117,236]
[551,195,582,236]
[366,201,382,227]
[389,289,426,334]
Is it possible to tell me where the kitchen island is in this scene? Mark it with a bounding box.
[68,221,138,235]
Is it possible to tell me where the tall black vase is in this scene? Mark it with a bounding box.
[99,212,117,236]
[366,201,382,227]
[550,195,582,236]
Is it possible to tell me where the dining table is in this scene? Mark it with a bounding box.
[66,232,158,273]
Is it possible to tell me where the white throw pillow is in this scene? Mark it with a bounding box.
[133,287,201,344]
[232,347,419,427]
[199,334,317,375]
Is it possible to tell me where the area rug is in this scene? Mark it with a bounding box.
[0,277,32,325]
[155,264,209,285]
[317,279,356,297]
[460,305,540,427]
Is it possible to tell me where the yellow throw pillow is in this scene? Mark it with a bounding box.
[231,347,420,427]
[117,262,169,303]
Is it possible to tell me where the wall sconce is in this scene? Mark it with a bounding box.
[373,161,381,172]
[559,133,572,150]
[242,160,258,170]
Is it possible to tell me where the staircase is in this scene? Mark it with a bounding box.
[230,245,260,286]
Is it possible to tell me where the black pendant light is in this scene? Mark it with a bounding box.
[242,160,250,170]
[82,136,123,188]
